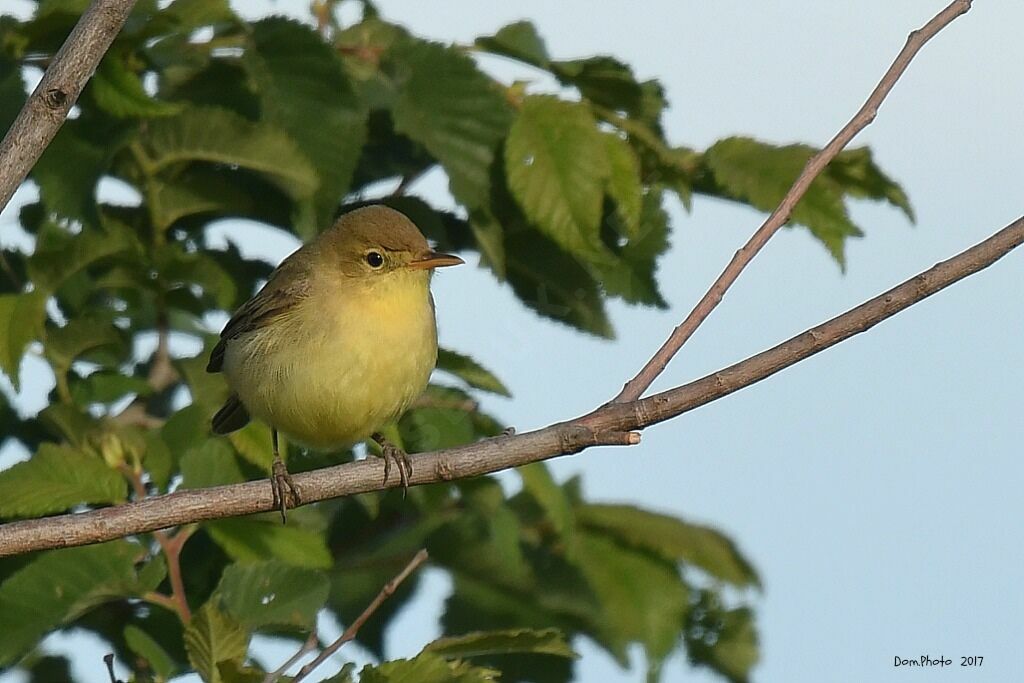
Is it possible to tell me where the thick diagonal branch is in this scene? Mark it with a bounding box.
[0,215,1019,558]
[0,0,139,215]
[613,0,973,403]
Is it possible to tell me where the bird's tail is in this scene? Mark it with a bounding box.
[211,394,250,434]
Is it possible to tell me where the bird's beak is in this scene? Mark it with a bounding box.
[406,251,465,270]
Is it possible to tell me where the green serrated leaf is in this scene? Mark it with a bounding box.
[475,21,550,67]
[424,628,576,660]
[217,560,328,629]
[704,136,868,265]
[575,530,688,665]
[70,371,151,406]
[31,120,107,227]
[505,230,612,338]
[436,348,510,397]
[227,421,274,471]
[125,624,178,680]
[518,463,573,540]
[0,541,152,666]
[830,146,914,222]
[0,443,127,517]
[183,602,250,683]
[27,219,138,294]
[552,56,644,116]
[506,96,612,263]
[399,385,504,453]
[576,503,760,588]
[91,50,183,118]
[0,291,47,390]
[360,653,500,683]
[160,0,235,28]
[141,106,319,203]
[685,590,759,683]
[602,132,642,237]
[180,439,245,489]
[391,40,513,211]
[206,518,332,569]
[45,315,125,376]
[245,17,366,231]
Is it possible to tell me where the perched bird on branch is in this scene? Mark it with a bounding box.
[206,205,464,521]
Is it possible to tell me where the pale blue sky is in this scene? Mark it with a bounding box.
[1,1,1022,682]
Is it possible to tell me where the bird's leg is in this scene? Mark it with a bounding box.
[270,428,300,523]
[372,432,413,495]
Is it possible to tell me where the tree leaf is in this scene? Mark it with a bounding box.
[517,463,574,540]
[399,385,504,453]
[0,55,26,134]
[359,653,500,683]
[0,291,47,390]
[0,541,152,666]
[31,120,107,227]
[70,371,151,406]
[704,136,868,265]
[574,530,688,666]
[91,50,183,118]
[180,439,246,490]
[217,560,328,629]
[423,628,576,660]
[206,518,333,569]
[602,132,642,237]
[505,230,612,338]
[436,348,511,396]
[125,624,178,680]
[506,96,612,263]
[576,504,760,588]
[245,17,367,231]
[684,590,759,683]
[552,56,644,116]
[391,39,513,210]
[141,106,319,203]
[0,443,127,518]
[475,21,550,67]
[830,146,914,221]
[26,218,138,294]
[45,315,126,378]
[183,602,250,683]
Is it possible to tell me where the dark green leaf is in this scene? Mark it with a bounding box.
[399,385,504,452]
[125,624,178,680]
[423,628,576,660]
[0,55,26,134]
[517,463,573,540]
[70,371,151,406]
[704,136,873,265]
[26,219,138,294]
[505,230,612,338]
[391,40,513,210]
[217,560,328,629]
[141,106,319,203]
[576,503,759,588]
[506,96,612,263]
[684,591,759,683]
[206,518,332,569]
[602,132,642,237]
[180,438,246,489]
[475,21,550,67]
[436,348,511,396]
[0,291,47,389]
[0,541,153,666]
[45,316,126,377]
[32,120,107,227]
[91,50,183,118]
[360,653,500,683]
[830,146,914,221]
[0,443,126,518]
[183,602,250,683]
[552,56,644,115]
[245,18,367,231]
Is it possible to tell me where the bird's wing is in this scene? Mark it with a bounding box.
[206,250,312,373]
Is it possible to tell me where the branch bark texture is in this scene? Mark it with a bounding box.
[613,0,973,403]
[0,0,139,215]
[0,215,1019,557]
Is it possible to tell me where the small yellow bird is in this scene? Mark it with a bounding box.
[206,205,463,520]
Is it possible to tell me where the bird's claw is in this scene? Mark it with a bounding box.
[374,433,413,497]
[270,455,300,524]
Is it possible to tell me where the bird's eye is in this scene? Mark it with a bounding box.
[365,251,384,268]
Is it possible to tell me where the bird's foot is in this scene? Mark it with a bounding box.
[372,432,413,495]
[270,455,300,524]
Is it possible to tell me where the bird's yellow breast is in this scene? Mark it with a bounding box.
[221,270,437,449]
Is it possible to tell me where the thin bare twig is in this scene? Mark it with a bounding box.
[122,466,193,623]
[284,550,430,683]
[613,0,973,403]
[0,0,140,216]
[262,631,320,683]
[0,215,1019,557]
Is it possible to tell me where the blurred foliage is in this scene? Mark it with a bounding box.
[0,0,913,681]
